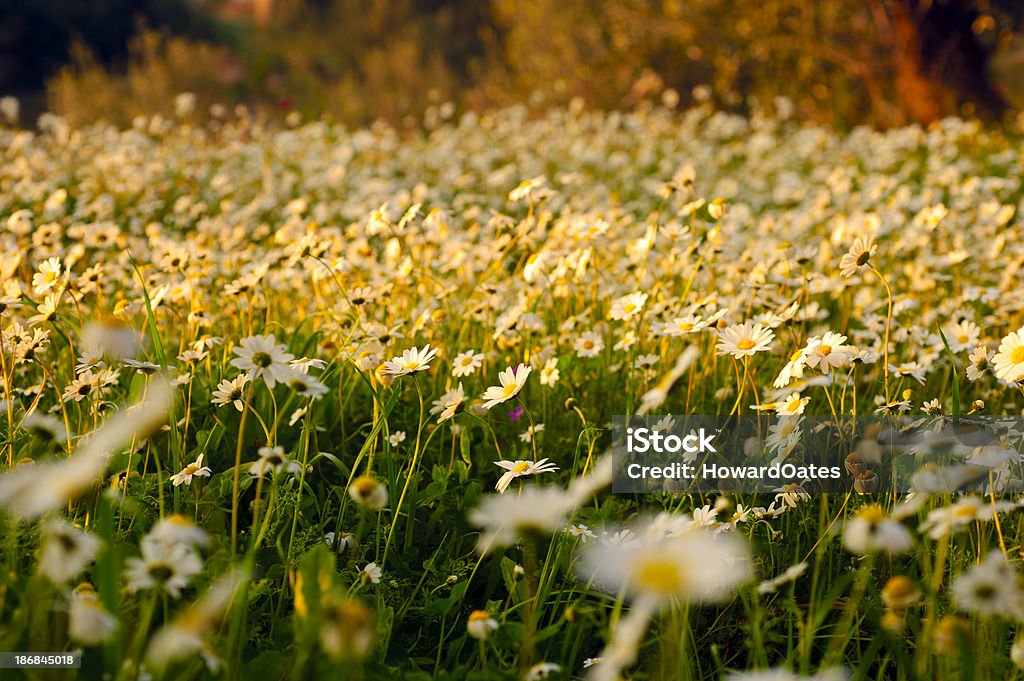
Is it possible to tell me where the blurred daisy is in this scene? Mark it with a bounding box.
[526,663,562,680]
[144,515,210,552]
[469,486,574,551]
[285,370,328,399]
[945,320,980,353]
[466,610,498,640]
[38,518,101,583]
[69,584,118,646]
[842,505,912,555]
[609,292,648,321]
[539,357,560,386]
[125,540,202,598]
[359,562,382,585]
[663,315,707,336]
[348,476,388,509]
[951,553,1024,620]
[249,446,301,478]
[451,349,484,377]
[519,423,544,442]
[574,331,605,358]
[32,256,64,295]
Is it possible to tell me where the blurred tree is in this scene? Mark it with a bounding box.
[30,0,1024,128]
[883,0,1017,123]
[0,0,215,92]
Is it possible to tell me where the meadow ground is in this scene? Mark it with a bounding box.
[2,100,1024,680]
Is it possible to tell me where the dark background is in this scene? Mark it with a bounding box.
[3,0,1024,128]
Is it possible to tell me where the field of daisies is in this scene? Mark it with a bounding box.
[2,98,1024,681]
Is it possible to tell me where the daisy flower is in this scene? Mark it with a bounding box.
[469,486,574,551]
[609,291,648,321]
[567,523,596,541]
[124,540,202,598]
[284,370,329,399]
[249,446,302,478]
[966,346,989,382]
[381,344,438,377]
[430,383,466,423]
[466,610,498,640]
[519,423,544,442]
[32,256,64,295]
[170,454,212,487]
[774,346,809,388]
[777,393,810,416]
[69,585,118,646]
[451,349,484,377]
[839,235,877,278]
[574,331,604,358]
[841,505,912,555]
[951,553,1024,620]
[539,357,560,386]
[480,363,532,409]
[348,476,388,509]
[716,321,775,358]
[663,314,707,336]
[230,334,295,388]
[944,320,980,353]
[804,332,853,374]
[212,374,248,411]
[38,519,101,583]
[993,327,1024,383]
[359,562,382,585]
[493,457,558,493]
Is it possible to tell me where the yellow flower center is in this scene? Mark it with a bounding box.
[958,334,969,344]
[677,323,693,331]
[790,349,803,362]
[502,383,519,398]
[468,610,491,622]
[737,339,755,351]
[857,505,886,525]
[819,344,832,356]
[953,505,978,519]
[352,476,378,495]
[512,461,530,474]
[1011,346,1024,364]
[635,559,684,594]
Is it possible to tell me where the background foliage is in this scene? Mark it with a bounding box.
[5,0,1024,129]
